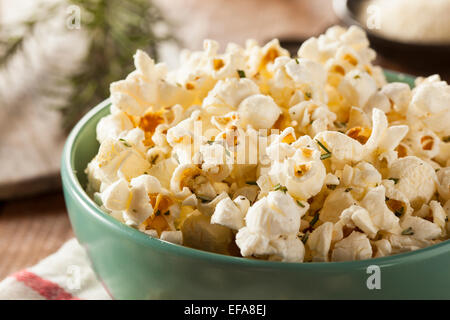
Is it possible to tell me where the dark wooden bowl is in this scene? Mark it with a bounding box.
[333,0,450,70]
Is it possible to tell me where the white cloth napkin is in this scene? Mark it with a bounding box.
[0,239,111,300]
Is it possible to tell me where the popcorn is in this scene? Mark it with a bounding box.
[373,239,392,258]
[387,233,434,253]
[111,50,192,117]
[211,196,248,230]
[360,185,400,233]
[170,164,216,200]
[244,190,306,237]
[341,162,381,191]
[409,79,450,136]
[400,216,441,240]
[101,178,131,212]
[267,134,326,200]
[237,94,281,129]
[96,111,134,144]
[235,228,305,262]
[430,200,447,234]
[339,70,378,108]
[203,78,259,115]
[307,222,333,262]
[406,128,441,159]
[320,188,357,223]
[160,231,183,245]
[436,167,450,200]
[380,82,411,114]
[331,231,372,262]
[85,25,449,263]
[341,205,379,239]
[388,156,437,208]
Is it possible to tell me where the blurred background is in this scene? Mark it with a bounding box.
[0,0,449,280]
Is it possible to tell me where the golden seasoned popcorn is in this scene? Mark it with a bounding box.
[86,26,449,263]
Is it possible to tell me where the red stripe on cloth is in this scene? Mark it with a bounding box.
[13,270,80,300]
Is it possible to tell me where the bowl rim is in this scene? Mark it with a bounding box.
[61,70,449,270]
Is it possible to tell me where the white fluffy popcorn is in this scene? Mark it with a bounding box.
[244,190,306,237]
[238,94,281,129]
[388,156,437,208]
[307,222,333,262]
[211,195,249,230]
[85,25,449,263]
[331,231,373,262]
[267,140,326,200]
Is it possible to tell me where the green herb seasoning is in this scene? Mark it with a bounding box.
[273,184,288,193]
[246,181,258,185]
[310,212,320,227]
[197,196,211,203]
[316,139,332,160]
[326,184,337,190]
[394,206,404,217]
[237,69,246,78]
[401,227,414,235]
[320,153,332,160]
[442,136,450,143]
[295,58,299,64]
[296,200,305,208]
[119,138,131,147]
[154,209,161,216]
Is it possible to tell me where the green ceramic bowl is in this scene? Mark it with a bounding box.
[61,70,450,299]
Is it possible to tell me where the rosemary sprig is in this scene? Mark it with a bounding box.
[0,0,177,131]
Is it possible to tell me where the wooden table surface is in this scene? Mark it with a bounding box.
[0,191,73,280]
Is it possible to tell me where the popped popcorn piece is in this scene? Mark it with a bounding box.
[388,156,437,208]
[160,230,183,245]
[372,239,392,258]
[360,185,400,233]
[400,216,441,240]
[331,231,373,262]
[211,196,248,230]
[238,94,281,129]
[307,222,333,262]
